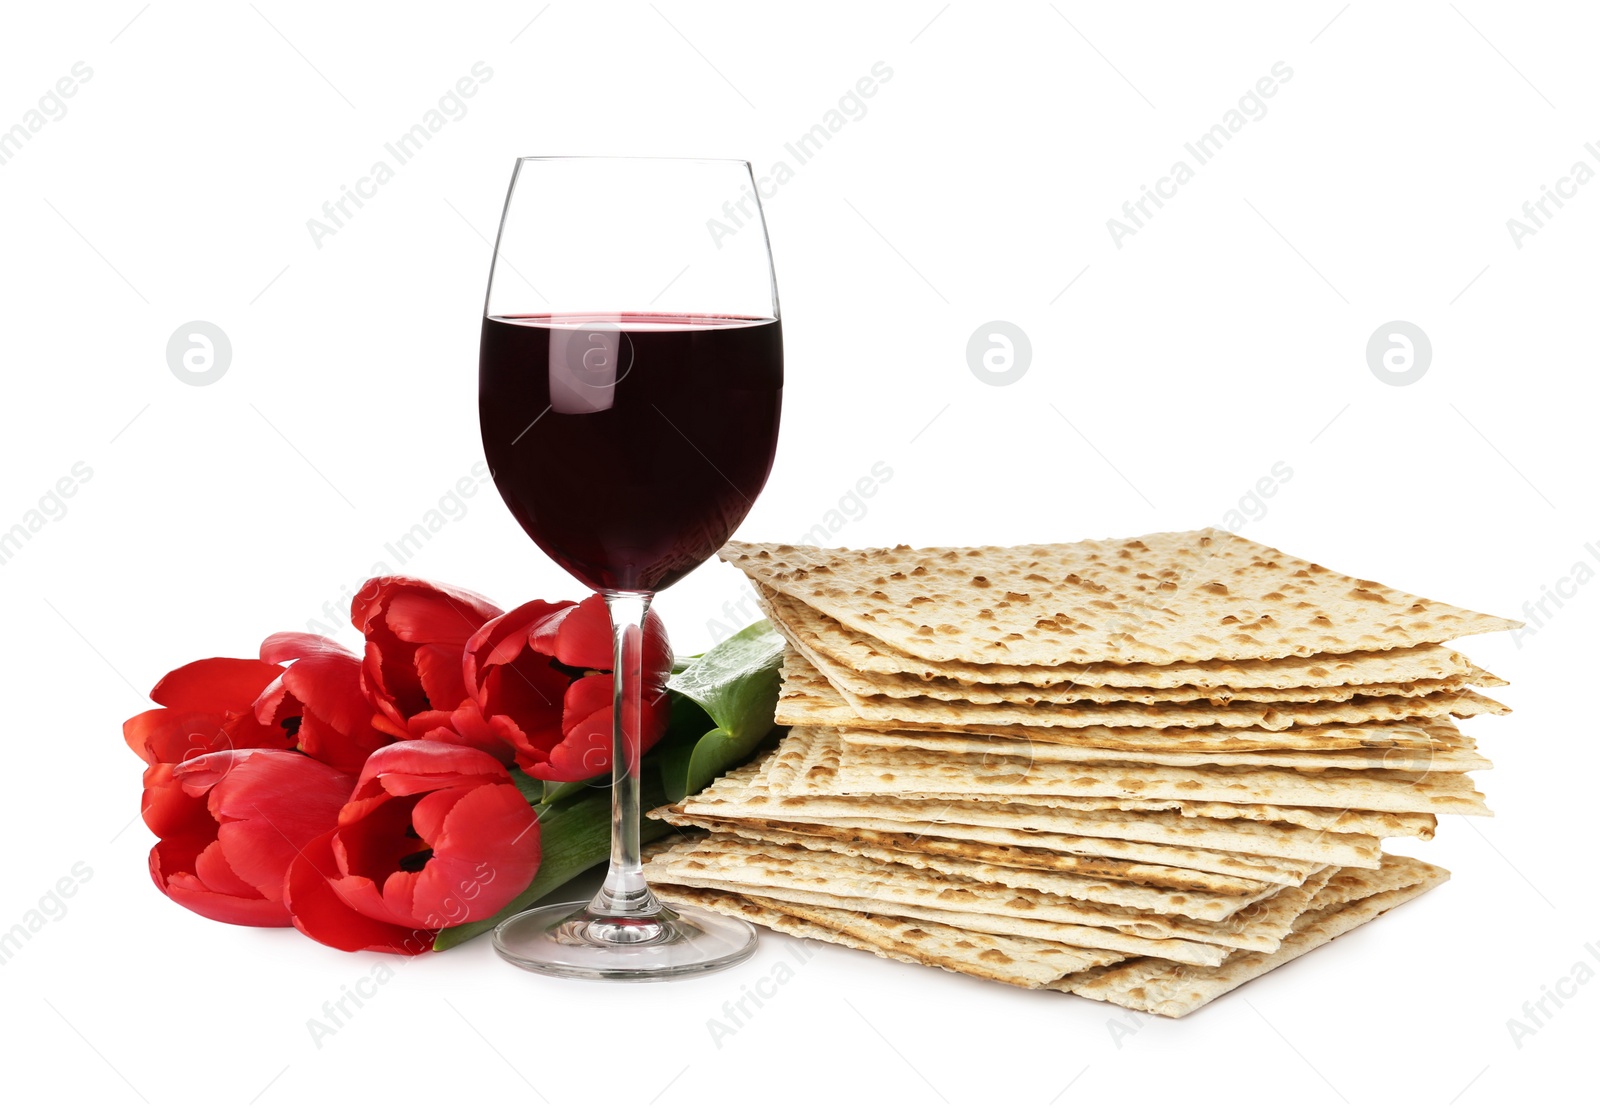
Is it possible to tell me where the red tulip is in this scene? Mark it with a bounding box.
[464,594,672,781]
[353,577,502,740]
[285,740,541,953]
[257,633,390,773]
[125,656,298,843]
[124,656,294,769]
[149,749,353,927]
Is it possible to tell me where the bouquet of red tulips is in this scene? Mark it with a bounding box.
[123,576,782,954]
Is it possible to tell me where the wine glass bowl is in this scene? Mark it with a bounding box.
[478,311,782,594]
[478,157,781,979]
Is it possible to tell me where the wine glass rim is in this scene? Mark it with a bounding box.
[514,155,752,167]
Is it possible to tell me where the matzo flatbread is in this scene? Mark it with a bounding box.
[841,727,1489,773]
[954,795,1439,840]
[649,835,1320,948]
[649,808,1282,895]
[772,706,1473,759]
[652,883,1127,988]
[756,583,1494,689]
[683,785,1381,866]
[644,842,1240,964]
[794,718,1459,754]
[774,604,1501,706]
[646,817,1287,919]
[832,745,1490,816]
[723,530,1518,666]
[1054,855,1449,1016]
[778,651,1509,732]
[669,884,1233,964]
[700,735,1440,840]
[670,803,1326,882]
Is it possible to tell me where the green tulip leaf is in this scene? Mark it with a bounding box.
[659,619,784,802]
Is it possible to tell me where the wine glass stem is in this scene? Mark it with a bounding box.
[586,589,663,923]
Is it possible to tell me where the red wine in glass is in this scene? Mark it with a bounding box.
[479,312,783,593]
[479,157,782,981]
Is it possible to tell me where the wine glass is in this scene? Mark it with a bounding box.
[478,157,782,979]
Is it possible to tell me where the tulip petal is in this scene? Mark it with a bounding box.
[286,831,435,953]
[353,579,502,742]
[150,826,290,928]
[466,600,570,677]
[336,793,423,888]
[522,667,671,781]
[259,632,349,667]
[362,637,427,728]
[529,705,613,780]
[126,706,292,767]
[375,785,477,925]
[252,678,294,726]
[141,763,212,840]
[418,703,517,765]
[253,644,392,772]
[279,646,374,737]
[149,657,284,712]
[410,783,540,924]
[152,844,292,927]
[124,708,224,766]
[564,671,613,722]
[644,606,671,654]
[285,734,538,943]
[352,740,510,799]
[353,577,502,633]
[480,654,567,737]
[295,710,389,775]
[196,750,355,901]
[328,871,420,929]
[414,643,471,715]
[193,839,263,899]
[530,595,612,670]
[379,586,501,646]
[373,867,422,927]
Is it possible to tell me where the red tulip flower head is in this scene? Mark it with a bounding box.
[353,577,502,741]
[286,740,541,953]
[256,633,391,773]
[148,749,353,926]
[464,594,672,781]
[123,655,296,771]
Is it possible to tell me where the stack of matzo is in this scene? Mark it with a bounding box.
[643,530,1515,1017]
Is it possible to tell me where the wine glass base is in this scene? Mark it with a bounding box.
[492,899,759,981]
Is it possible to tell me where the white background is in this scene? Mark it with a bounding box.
[1,2,1595,1106]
